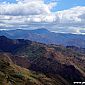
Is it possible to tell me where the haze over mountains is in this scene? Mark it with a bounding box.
[0,28,85,48]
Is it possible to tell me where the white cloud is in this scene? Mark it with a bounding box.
[56,6,85,23]
[53,6,85,34]
[0,0,85,34]
[0,0,57,16]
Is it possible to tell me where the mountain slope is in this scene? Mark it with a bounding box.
[0,53,70,85]
[0,36,85,84]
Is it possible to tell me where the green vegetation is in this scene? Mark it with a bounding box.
[16,44,46,60]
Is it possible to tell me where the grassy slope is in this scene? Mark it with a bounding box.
[0,53,69,85]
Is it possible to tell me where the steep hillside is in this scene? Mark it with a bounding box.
[0,53,70,85]
[0,36,85,84]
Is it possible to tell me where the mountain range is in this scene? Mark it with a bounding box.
[0,28,85,48]
[0,36,85,85]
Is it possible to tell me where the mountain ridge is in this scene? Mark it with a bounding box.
[0,28,85,48]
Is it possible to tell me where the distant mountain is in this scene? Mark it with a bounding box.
[0,36,85,84]
[0,29,85,48]
[30,28,50,34]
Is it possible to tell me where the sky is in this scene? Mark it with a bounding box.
[0,0,85,34]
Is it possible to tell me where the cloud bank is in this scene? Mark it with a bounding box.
[0,0,85,34]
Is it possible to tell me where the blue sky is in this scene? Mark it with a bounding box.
[0,0,16,3]
[0,0,85,11]
[53,0,85,11]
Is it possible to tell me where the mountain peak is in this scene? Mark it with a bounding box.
[35,28,49,31]
[0,36,8,39]
[32,28,50,34]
